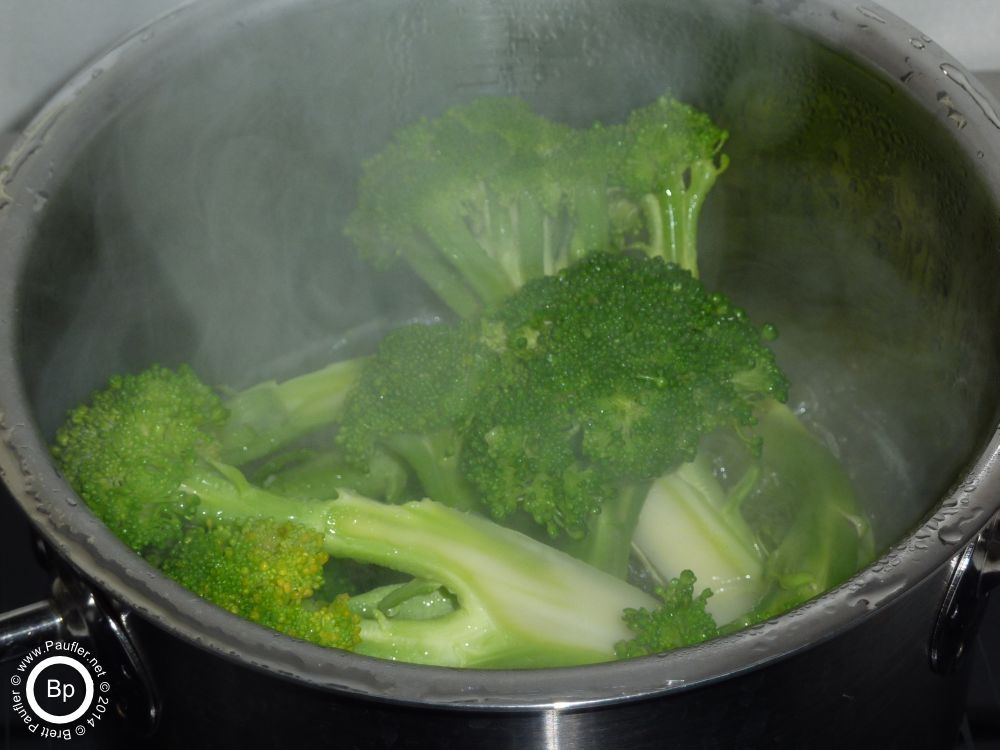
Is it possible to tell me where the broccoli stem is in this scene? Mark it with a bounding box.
[324,491,656,668]
[381,430,480,513]
[631,455,766,626]
[390,236,484,319]
[217,357,367,465]
[560,482,650,579]
[258,448,411,503]
[566,188,611,263]
[480,190,524,289]
[422,214,517,308]
[639,156,728,277]
[742,401,875,623]
[513,196,550,282]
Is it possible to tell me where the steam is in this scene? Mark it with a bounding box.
[19,0,1000,556]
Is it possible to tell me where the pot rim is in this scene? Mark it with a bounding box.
[1,0,999,710]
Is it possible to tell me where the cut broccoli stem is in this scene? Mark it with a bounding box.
[181,471,657,668]
[631,455,766,625]
[323,491,657,668]
[381,430,480,513]
[561,482,651,579]
[218,357,367,465]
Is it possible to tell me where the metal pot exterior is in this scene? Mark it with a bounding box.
[1,0,1000,745]
[129,563,968,749]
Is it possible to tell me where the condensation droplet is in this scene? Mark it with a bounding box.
[940,63,1000,130]
[937,527,964,545]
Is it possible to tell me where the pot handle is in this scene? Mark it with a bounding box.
[0,575,160,735]
[929,510,1000,674]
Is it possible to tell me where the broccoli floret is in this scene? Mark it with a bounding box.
[615,94,730,274]
[345,95,722,318]
[335,322,498,512]
[331,252,785,584]
[52,366,657,668]
[162,518,361,650]
[51,362,364,553]
[615,570,718,659]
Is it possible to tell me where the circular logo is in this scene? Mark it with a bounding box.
[25,655,94,724]
[8,641,113,740]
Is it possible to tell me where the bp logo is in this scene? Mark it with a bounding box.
[9,640,112,740]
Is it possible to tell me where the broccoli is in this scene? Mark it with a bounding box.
[51,92,878,666]
[333,252,784,576]
[52,364,665,668]
[345,95,722,318]
[615,570,718,659]
[342,93,874,630]
[161,517,361,650]
[50,362,362,553]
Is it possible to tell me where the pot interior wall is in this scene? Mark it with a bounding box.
[12,0,1000,554]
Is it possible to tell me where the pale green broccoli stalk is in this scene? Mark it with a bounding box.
[318,491,657,668]
[217,356,365,464]
[632,456,765,625]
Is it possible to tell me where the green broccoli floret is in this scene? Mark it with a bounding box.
[162,518,361,650]
[463,252,786,547]
[615,94,730,274]
[332,252,785,585]
[51,362,364,553]
[615,570,718,659]
[52,365,657,668]
[345,95,722,318]
[335,322,499,512]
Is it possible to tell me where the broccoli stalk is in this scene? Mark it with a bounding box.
[317,491,657,667]
[616,95,731,275]
[217,356,365,464]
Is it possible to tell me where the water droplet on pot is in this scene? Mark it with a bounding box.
[940,63,1000,129]
[909,38,926,50]
[937,527,963,545]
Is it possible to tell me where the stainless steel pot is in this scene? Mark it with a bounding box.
[1,0,999,747]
